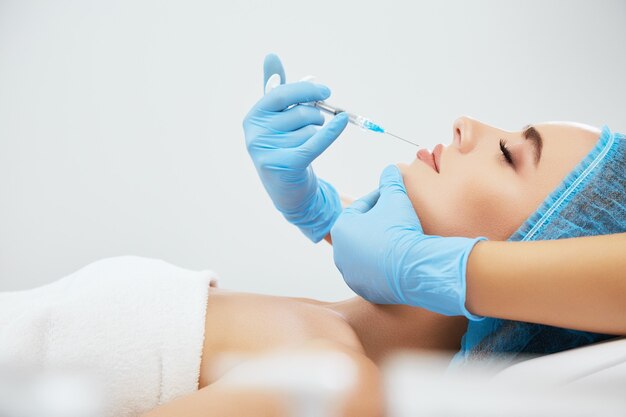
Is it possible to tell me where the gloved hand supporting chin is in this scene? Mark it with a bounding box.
[331,164,486,320]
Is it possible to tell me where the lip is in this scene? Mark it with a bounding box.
[416,144,442,173]
[432,143,443,173]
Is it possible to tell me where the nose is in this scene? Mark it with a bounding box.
[452,116,479,153]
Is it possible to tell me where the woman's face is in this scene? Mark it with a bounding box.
[397,117,601,240]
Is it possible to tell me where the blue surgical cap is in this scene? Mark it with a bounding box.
[453,125,626,366]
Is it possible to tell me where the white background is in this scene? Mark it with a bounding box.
[1,0,625,298]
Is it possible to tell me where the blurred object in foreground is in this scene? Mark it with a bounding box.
[217,351,357,417]
[384,348,626,417]
[0,367,104,417]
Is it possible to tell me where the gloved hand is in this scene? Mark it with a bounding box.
[243,54,349,242]
[331,165,487,320]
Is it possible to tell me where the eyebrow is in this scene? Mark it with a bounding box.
[522,124,543,166]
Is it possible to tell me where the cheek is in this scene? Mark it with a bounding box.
[402,166,470,236]
[455,176,525,239]
[402,162,529,240]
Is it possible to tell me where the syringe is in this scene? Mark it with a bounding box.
[312,101,420,148]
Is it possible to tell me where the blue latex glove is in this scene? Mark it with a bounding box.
[331,165,487,320]
[243,54,349,242]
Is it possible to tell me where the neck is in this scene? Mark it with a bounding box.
[327,297,467,364]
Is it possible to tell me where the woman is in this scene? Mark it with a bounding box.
[2,116,622,417]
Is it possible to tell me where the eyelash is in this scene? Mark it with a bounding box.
[499,139,514,167]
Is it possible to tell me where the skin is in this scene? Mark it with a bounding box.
[466,233,626,334]
[145,117,602,417]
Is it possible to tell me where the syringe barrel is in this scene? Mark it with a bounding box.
[313,102,367,128]
[312,101,382,132]
[313,101,345,116]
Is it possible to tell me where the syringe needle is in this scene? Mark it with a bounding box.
[384,131,420,148]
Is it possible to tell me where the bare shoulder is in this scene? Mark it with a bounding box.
[200,288,364,387]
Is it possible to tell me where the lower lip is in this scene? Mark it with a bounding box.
[416,148,439,173]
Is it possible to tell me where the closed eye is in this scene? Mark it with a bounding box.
[499,139,514,167]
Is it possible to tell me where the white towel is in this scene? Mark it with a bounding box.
[0,256,217,417]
